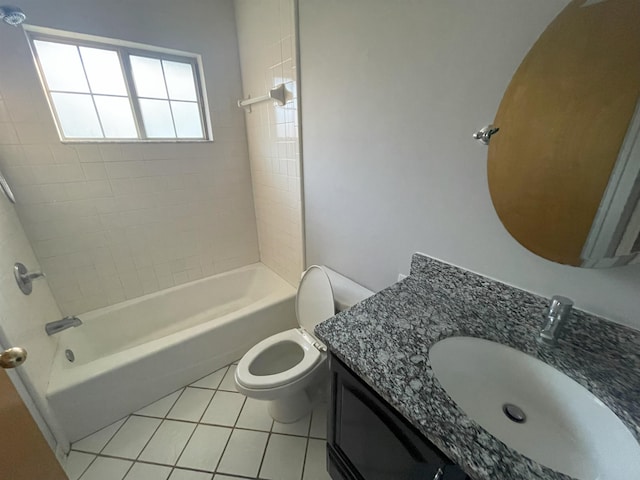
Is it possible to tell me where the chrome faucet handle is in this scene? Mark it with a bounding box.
[548,295,574,319]
[538,295,573,346]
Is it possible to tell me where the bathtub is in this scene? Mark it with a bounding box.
[47,263,297,443]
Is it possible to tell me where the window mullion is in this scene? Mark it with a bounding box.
[159,59,178,138]
[76,45,106,139]
[120,48,147,140]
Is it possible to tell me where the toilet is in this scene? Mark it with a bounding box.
[234,265,337,423]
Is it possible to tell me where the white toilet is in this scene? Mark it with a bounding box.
[234,265,337,423]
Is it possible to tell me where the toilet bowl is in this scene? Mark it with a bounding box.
[235,265,335,423]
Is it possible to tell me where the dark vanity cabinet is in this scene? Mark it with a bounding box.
[327,353,470,480]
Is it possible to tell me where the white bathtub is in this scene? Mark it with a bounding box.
[47,263,296,443]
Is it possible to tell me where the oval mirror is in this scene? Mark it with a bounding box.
[488,0,640,268]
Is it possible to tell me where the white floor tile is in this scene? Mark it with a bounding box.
[168,468,213,480]
[217,365,237,391]
[64,451,95,480]
[303,439,331,480]
[73,418,127,453]
[212,476,240,480]
[102,416,162,459]
[167,387,214,422]
[217,429,268,478]
[177,424,231,472]
[138,420,196,465]
[235,397,273,431]
[272,412,311,437]
[309,403,328,439]
[201,391,245,426]
[79,457,132,480]
[135,390,183,417]
[190,367,228,389]
[260,433,307,480]
[123,462,172,480]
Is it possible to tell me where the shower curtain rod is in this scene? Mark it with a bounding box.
[237,83,287,111]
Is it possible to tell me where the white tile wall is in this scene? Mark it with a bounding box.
[0,82,66,450]
[235,0,304,286]
[0,0,260,315]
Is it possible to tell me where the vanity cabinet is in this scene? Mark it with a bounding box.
[327,353,470,480]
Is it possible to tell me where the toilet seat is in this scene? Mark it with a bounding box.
[236,328,322,389]
[295,266,335,344]
[236,266,334,392]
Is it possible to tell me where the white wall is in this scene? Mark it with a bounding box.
[234,0,303,286]
[299,0,640,329]
[0,0,259,315]
[0,159,66,449]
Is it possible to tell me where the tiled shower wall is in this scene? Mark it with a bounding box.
[235,0,304,286]
[0,0,259,315]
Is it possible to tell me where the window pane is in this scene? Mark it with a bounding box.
[34,41,89,92]
[79,47,127,95]
[163,60,197,101]
[171,101,203,138]
[51,93,103,138]
[130,56,167,99]
[94,96,137,138]
[139,99,175,138]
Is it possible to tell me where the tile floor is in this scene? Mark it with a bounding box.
[63,362,330,480]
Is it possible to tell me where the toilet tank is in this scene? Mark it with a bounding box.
[322,267,375,312]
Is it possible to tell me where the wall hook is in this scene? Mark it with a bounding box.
[473,125,500,145]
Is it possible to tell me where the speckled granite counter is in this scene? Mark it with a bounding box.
[314,254,640,480]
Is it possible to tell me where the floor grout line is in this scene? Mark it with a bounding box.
[214,394,248,477]
[300,436,311,480]
[70,361,327,480]
[256,430,272,480]
[76,412,131,480]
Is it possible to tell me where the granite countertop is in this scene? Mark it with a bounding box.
[314,254,640,480]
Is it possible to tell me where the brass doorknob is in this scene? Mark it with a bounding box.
[0,347,27,368]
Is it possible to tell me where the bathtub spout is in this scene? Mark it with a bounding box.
[45,316,82,336]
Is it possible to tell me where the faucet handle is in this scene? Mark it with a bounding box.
[14,262,46,295]
[548,295,573,318]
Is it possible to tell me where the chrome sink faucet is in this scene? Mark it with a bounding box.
[45,316,82,336]
[538,295,573,346]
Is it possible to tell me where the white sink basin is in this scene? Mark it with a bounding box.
[429,336,640,480]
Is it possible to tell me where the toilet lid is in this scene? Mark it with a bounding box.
[296,265,335,333]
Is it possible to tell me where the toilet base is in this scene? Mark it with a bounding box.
[267,389,313,423]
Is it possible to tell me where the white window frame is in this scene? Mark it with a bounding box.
[23,25,213,143]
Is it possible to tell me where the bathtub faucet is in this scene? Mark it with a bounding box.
[45,316,82,336]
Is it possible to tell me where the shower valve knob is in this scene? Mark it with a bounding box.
[14,262,46,295]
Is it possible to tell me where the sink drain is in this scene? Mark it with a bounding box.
[502,403,526,423]
[65,349,75,362]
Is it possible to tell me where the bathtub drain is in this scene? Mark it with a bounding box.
[65,349,75,362]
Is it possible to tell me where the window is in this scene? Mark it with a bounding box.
[25,26,211,142]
